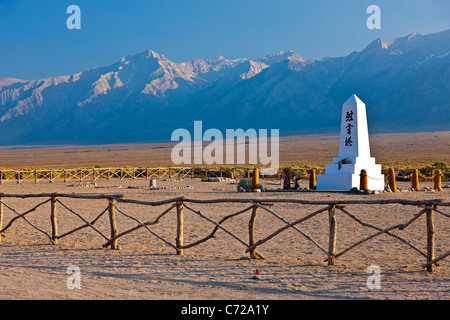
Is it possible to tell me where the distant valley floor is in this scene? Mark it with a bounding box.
[0,131,449,169]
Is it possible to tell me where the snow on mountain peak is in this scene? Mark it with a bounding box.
[0,78,28,90]
[257,50,304,66]
[146,49,161,59]
[212,55,226,62]
[407,32,419,41]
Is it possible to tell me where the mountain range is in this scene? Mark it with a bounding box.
[0,29,449,145]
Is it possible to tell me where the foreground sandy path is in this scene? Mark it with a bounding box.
[0,178,449,300]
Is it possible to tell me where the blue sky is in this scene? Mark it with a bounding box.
[0,0,448,80]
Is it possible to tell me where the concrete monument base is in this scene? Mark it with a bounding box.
[316,156,384,191]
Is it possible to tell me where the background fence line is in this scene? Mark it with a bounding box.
[0,192,448,272]
[0,167,278,183]
[0,166,448,187]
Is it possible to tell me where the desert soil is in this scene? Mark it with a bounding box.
[0,131,449,168]
[0,178,449,300]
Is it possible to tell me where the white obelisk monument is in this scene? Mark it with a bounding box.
[316,94,384,191]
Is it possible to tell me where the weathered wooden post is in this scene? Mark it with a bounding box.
[309,169,316,190]
[50,196,58,244]
[108,198,119,250]
[248,205,258,259]
[434,170,443,191]
[387,168,398,192]
[328,205,337,265]
[176,199,184,255]
[34,169,38,184]
[0,196,3,243]
[411,169,420,191]
[359,169,368,191]
[251,168,260,190]
[426,204,436,272]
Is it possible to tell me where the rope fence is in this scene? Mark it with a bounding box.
[0,192,448,272]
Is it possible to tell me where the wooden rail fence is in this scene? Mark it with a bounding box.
[0,167,448,187]
[0,167,304,184]
[0,193,448,272]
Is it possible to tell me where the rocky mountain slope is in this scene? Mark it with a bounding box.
[0,29,448,145]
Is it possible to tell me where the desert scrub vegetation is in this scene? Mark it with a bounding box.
[237,178,253,190]
[236,177,263,191]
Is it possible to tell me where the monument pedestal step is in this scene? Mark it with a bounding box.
[325,157,381,174]
[316,172,384,191]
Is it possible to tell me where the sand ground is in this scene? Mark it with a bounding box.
[0,131,449,168]
[0,177,449,300]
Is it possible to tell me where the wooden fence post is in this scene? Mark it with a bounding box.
[359,169,368,191]
[426,205,436,272]
[328,205,337,265]
[50,196,58,244]
[388,168,398,192]
[249,205,259,259]
[251,168,260,190]
[0,197,3,243]
[434,170,443,192]
[176,199,184,255]
[309,169,316,190]
[411,169,420,191]
[108,198,119,250]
